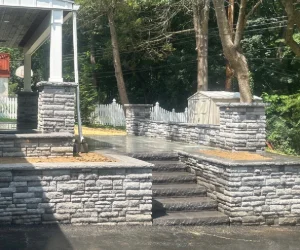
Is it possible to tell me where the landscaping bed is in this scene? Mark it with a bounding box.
[199,149,271,161]
[0,152,115,164]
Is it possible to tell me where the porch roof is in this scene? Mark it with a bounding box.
[0,0,79,53]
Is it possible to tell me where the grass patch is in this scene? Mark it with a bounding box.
[0,118,16,122]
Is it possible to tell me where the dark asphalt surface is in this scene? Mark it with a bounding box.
[0,225,299,250]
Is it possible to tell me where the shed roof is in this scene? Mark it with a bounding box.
[188,91,262,101]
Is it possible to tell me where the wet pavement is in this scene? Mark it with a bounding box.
[85,135,300,164]
[86,135,213,154]
[0,225,300,250]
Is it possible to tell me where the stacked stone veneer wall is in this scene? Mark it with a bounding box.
[179,152,300,226]
[0,163,152,225]
[0,133,73,157]
[218,103,266,152]
[125,103,266,151]
[17,92,39,130]
[37,82,77,134]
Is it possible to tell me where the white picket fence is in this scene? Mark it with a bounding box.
[0,97,17,119]
[91,99,188,126]
[151,102,188,123]
[92,99,125,127]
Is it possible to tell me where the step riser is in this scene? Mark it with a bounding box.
[153,177,196,184]
[153,218,229,226]
[153,203,218,212]
[152,166,187,172]
[130,153,178,161]
[153,189,207,197]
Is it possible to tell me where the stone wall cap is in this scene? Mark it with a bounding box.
[124,104,153,107]
[177,150,300,167]
[216,102,266,108]
[37,81,78,88]
[0,153,153,170]
[0,132,74,140]
[17,92,39,96]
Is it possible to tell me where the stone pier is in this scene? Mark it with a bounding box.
[37,82,77,134]
[17,92,38,130]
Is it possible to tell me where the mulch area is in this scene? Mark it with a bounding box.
[0,152,115,164]
[200,149,271,161]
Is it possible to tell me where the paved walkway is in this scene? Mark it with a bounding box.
[86,135,300,164]
[1,225,299,250]
[86,135,212,155]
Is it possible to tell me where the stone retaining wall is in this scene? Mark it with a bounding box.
[179,151,300,226]
[125,103,266,152]
[127,119,219,146]
[0,155,152,225]
[0,133,73,157]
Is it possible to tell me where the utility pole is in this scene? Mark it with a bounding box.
[225,0,234,91]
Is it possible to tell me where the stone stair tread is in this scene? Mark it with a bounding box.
[153,183,205,190]
[152,172,196,184]
[148,161,186,172]
[130,153,178,161]
[153,211,229,226]
[153,184,207,197]
[153,172,195,177]
[154,196,215,204]
[153,197,217,212]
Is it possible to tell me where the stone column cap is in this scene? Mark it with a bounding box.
[124,104,153,108]
[216,102,266,108]
[37,81,78,88]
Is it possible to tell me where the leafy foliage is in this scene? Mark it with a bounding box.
[263,92,300,155]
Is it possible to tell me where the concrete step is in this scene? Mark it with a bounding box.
[153,197,217,212]
[153,172,196,184]
[153,211,229,226]
[153,184,207,197]
[129,153,179,161]
[149,161,187,172]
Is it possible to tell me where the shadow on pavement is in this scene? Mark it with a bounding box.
[0,225,72,250]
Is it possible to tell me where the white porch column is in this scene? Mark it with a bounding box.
[24,54,32,92]
[49,10,63,82]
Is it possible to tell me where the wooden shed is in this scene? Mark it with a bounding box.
[187,91,262,125]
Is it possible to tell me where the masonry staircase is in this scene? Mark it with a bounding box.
[133,153,229,226]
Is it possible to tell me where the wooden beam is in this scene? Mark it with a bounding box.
[23,11,72,55]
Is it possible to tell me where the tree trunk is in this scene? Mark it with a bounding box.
[90,36,98,88]
[212,0,252,103]
[193,0,210,91]
[225,0,235,91]
[281,0,300,57]
[107,9,129,105]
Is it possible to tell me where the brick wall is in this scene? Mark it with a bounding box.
[0,162,152,225]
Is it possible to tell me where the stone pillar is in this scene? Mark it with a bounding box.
[217,103,266,152]
[124,104,152,135]
[17,92,38,130]
[37,82,77,133]
[49,10,63,82]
